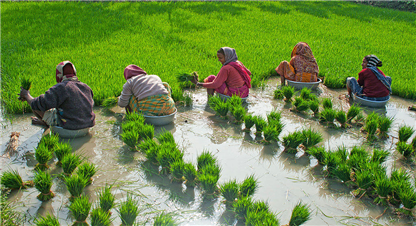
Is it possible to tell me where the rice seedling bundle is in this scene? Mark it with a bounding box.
[137,138,158,153]
[267,110,282,123]
[307,147,327,165]
[34,171,55,201]
[365,161,387,179]
[34,143,54,171]
[371,149,390,164]
[309,100,320,115]
[61,153,83,176]
[300,87,312,100]
[233,196,253,221]
[323,152,341,174]
[118,194,140,226]
[398,125,415,142]
[335,110,347,128]
[282,131,303,153]
[334,146,348,162]
[199,162,221,179]
[390,168,412,205]
[397,185,416,215]
[183,163,198,187]
[69,195,91,226]
[282,86,295,102]
[347,147,369,170]
[412,136,416,150]
[184,94,193,107]
[145,145,160,164]
[254,116,267,135]
[231,105,246,123]
[1,169,33,190]
[208,95,222,110]
[365,112,379,125]
[101,96,118,108]
[268,119,284,135]
[220,179,239,207]
[121,120,141,133]
[374,176,393,206]
[353,170,373,196]
[396,141,414,158]
[53,142,72,165]
[124,112,145,123]
[288,202,311,226]
[293,97,309,112]
[346,104,361,122]
[364,119,378,140]
[170,161,185,182]
[301,128,323,150]
[333,163,351,182]
[157,130,175,144]
[197,151,217,172]
[138,124,154,140]
[90,208,112,226]
[244,115,256,132]
[319,108,336,124]
[199,173,219,196]
[262,125,280,144]
[21,78,32,91]
[322,98,332,109]
[120,130,140,148]
[34,213,60,226]
[65,174,87,201]
[213,100,229,118]
[378,116,393,137]
[153,212,177,226]
[39,133,60,151]
[76,162,98,185]
[227,95,242,109]
[246,209,279,226]
[273,89,284,100]
[176,73,195,83]
[239,175,258,198]
[251,200,270,213]
[98,186,115,213]
[156,143,183,174]
[171,86,185,103]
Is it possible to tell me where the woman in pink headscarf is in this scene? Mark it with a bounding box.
[192,47,251,98]
[117,65,176,116]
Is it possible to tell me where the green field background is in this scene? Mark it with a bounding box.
[1,1,415,114]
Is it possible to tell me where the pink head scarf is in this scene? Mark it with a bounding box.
[124,65,147,80]
[56,61,77,83]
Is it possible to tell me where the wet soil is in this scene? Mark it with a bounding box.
[1,78,415,225]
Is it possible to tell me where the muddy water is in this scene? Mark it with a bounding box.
[1,78,415,225]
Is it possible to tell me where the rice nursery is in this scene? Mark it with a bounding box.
[2,1,416,225]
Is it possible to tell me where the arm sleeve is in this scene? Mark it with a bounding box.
[201,67,229,89]
[30,85,63,112]
[118,81,133,108]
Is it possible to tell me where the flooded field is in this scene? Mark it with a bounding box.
[1,78,415,225]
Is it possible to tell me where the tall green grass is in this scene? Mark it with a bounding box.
[3,1,415,114]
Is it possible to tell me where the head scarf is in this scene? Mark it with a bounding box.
[221,47,238,66]
[56,61,77,83]
[291,42,319,75]
[124,65,147,80]
[365,55,382,67]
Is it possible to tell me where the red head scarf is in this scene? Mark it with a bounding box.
[124,65,147,80]
[56,61,77,83]
[291,42,319,75]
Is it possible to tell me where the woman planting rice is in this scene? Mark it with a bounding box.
[346,55,391,101]
[192,47,252,98]
[276,42,319,85]
[19,61,95,130]
[117,64,176,116]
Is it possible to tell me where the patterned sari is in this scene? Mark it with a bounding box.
[128,83,176,116]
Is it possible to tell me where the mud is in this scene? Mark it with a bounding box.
[1,77,415,225]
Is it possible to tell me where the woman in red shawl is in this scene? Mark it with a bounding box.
[192,47,251,98]
[276,42,319,85]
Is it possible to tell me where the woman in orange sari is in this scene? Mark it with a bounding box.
[276,42,319,85]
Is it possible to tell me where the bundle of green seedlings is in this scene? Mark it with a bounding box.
[254,116,268,135]
[300,128,323,151]
[292,97,309,113]
[61,153,83,177]
[53,141,72,166]
[262,124,281,144]
[98,185,115,214]
[177,71,197,83]
[212,99,229,118]
[282,86,295,102]
[137,138,158,153]
[65,174,87,202]
[243,114,256,132]
[118,194,140,226]
[34,213,60,226]
[245,205,279,226]
[282,131,303,153]
[34,171,55,201]
[145,143,161,164]
[322,98,333,109]
[377,115,394,138]
[170,160,185,182]
[374,175,393,206]
[182,93,193,107]
[39,133,60,150]
[233,197,279,224]
[90,208,112,226]
[219,179,239,208]
[157,129,175,144]
[18,78,32,101]
[363,116,379,141]
[69,195,91,226]
[309,99,320,117]
[273,88,284,100]
[34,143,54,171]
[231,105,246,124]
[197,151,220,198]
[76,162,98,185]
[138,124,154,141]
[239,175,258,198]
[346,104,361,123]
[335,110,347,128]
[1,169,33,190]
[307,146,327,165]
[398,125,415,143]
[153,212,178,226]
[124,112,145,123]
[288,202,312,226]
[396,184,416,216]
[396,141,414,158]
[101,96,118,108]
[183,163,198,187]
[319,108,336,126]
[156,142,183,174]
[227,95,242,109]
[121,122,141,148]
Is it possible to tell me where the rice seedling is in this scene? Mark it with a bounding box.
[309,100,320,116]
[176,72,195,83]
[61,153,83,176]
[0,193,26,226]
[371,149,390,164]
[273,89,284,100]
[183,163,198,187]
[227,95,242,109]
[199,173,219,197]
[245,209,279,226]
[53,142,72,165]
[239,175,258,198]
[365,161,387,179]
[145,145,160,164]
[138,124,154,140]
[412,136,416,150]
[307,147,327,165]
[251,200,270,213]
[396,141,414,158]
[199,162,221,179]
[262,125,280,144]
[335,110,347,128]
[65,174,87,201]
[170,161,185,182]
[348,147,369,170]
[118,194,140,226]
[76,162,98,185]
[397,186,416,215]
[220,179,239,207]
[282,86,295,102]
[301,128,323,151]
[1,169,33,190]
[34,143,53,171]
[333,163,351,182]
[353,170,373,197]
[334,146,348,162]
[34,171,54,201]
[365,112,379,125]
[156,143,183,174]
[374,176,393,206]
[197,151,217,172]
[300,87,312,100]
[322,98,332,109]
[233,196,253,221]
[282,131,303,153]
[69,195,91,226]
[157,130,175,144]
[124,112,145,123]
[323,152,341,175]
[231,105,246,123]
[254,116,267,135]
[288,202,311,226]
[137,138,158,153]
[364,118,378,141]
[292,97,309,112]
[90,208,112,226]
[319,108,336,125]
[121,120,141,133]
[39,133,60,151]
[184,94,193,107]
[34,213,60,226]
[378,116,393,137]
[101,96,118,108]
[390,168,412,204]
[346,104,361,122]
[153,212,177,226]
[213,100,229,118]
[208,95,222,109]
[398,125,415,142]
[98,185,115,213]
[244,114,256,132]
[267,110,282,123]
[21,77,32,90]
[120,130,139,148]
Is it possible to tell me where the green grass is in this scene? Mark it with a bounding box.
[1,193,26,226]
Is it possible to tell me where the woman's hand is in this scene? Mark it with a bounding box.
[19,87,34,104]
[191,74,199,85]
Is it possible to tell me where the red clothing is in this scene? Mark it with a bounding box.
[202,65,245,89]
[358,68,389,97]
